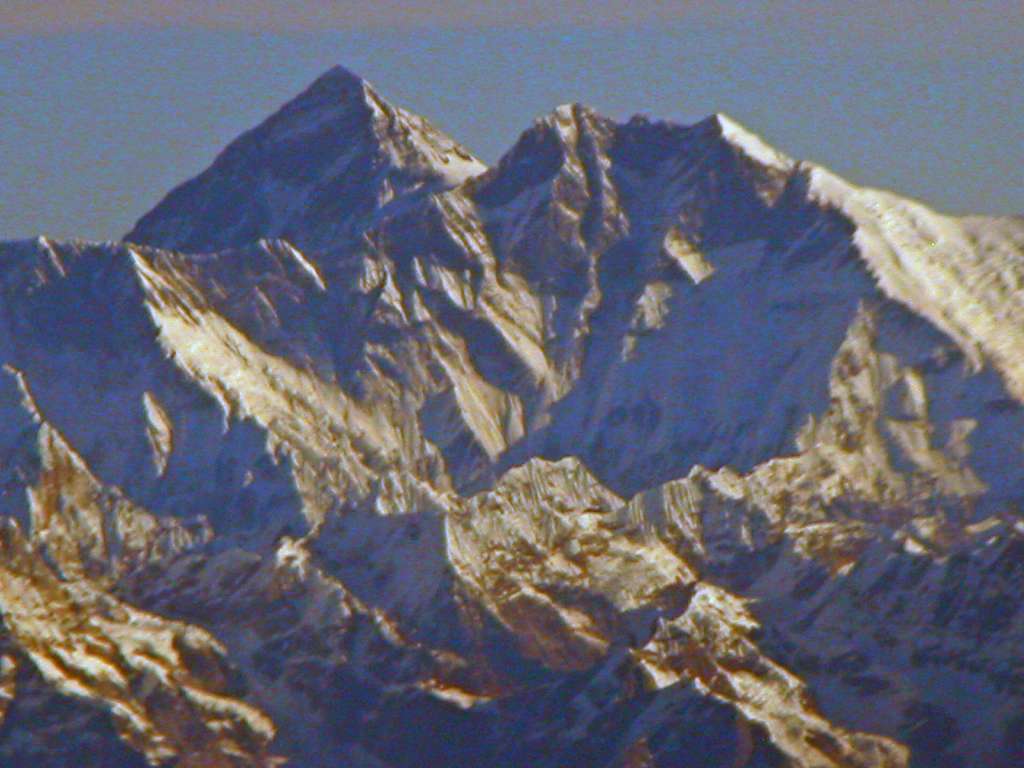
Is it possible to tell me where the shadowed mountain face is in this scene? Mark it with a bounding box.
[1,66,1023,767]
[126,66,485,254]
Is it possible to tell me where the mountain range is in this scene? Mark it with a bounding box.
[1,64,1023,767]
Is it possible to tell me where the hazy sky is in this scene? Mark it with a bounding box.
[1,2,1021,241]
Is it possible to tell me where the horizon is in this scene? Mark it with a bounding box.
[1,4,1021,241]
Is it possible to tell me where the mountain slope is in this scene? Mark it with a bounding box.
[0,66,1023,766]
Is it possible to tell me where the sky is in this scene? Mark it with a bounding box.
[1,2,1021,241]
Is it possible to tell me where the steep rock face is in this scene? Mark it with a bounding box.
[0,239,305,542]
[1,66,1024,766]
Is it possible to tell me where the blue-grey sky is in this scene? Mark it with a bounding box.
[1,2,1021,241]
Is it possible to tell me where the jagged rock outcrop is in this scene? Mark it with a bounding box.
[1,66,1023,766]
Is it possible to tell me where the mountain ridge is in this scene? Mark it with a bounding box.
[0,65,1022,767]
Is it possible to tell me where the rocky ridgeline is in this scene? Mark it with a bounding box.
[0,66,1022,766]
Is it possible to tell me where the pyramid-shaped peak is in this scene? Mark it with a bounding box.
[289,65,394,116]
[126,65,485,253]
[309,64,367,89]
[260,65,386,130]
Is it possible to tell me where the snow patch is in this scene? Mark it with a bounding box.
[715,113,794,171]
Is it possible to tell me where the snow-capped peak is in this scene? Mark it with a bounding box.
[9,65,1024,768]
[275,65,487,188]
[307,63,364,89]
[125,66,486,253]
[546,102,597,124]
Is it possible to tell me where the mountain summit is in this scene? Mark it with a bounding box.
[1,66,1023,767]
[127,65,486,253]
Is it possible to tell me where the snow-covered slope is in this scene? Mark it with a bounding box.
[1,66,1023,766]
